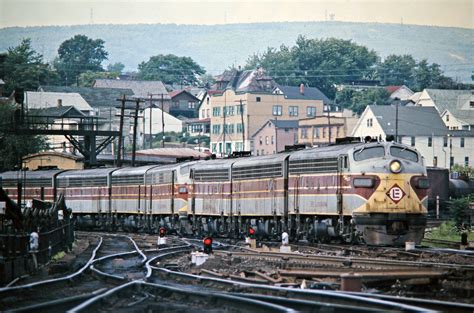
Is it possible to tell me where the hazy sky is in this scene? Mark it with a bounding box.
[1,0,473,29]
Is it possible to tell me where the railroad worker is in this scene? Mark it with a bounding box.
[282,232,289,246]
[29,230,39,270]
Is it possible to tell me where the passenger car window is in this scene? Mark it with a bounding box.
[390,146,418,162]
[353,146,385,161]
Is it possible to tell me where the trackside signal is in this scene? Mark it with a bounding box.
[203,236,213,254]
[248,227,255,239]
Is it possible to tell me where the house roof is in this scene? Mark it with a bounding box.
[39,86,134,108]
[385,85,402,94]
[25,91,93,111]
[424,89,474,125]
[251,119,298,138]
[29,105,87,118]
[277,85,331,104]
[213,69,278,93]
[168,89,200,102]
[369,105,448,137]
[93,79,170,100]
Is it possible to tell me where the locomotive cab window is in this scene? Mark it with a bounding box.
[390,146,418,162]
[353,146,385,161]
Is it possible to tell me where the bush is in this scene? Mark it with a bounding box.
[448,196,471,229]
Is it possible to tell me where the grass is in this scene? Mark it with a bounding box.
[424,221,474,243]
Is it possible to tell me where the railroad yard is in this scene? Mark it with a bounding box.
[1,231,473,312]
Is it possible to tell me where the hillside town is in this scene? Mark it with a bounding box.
[1,67,472,171]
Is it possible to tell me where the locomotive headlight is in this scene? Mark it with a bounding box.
[389,160,402,173]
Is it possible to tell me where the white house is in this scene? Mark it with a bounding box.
[387,85,414,101]
[139,107,183,137]
[414,89,474,130]
[352,105,474,168]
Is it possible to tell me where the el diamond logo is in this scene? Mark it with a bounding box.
[386,184,406,204]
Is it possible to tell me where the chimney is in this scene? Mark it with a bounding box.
[300,83,305,95]
[57,99,62,107]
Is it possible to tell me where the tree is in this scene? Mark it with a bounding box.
[55,35,108,85]
[107,62,125,73]
[0,101,48,171]
[198,74,216,88]
[138,54,205,85]
[0,39,58,96]
[245,36,378,97]
[78,71,119,87]
[348,88,391,115]
[378,54,416,87]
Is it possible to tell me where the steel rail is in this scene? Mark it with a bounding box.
[215,249,474,271]
[0,236,103,294]
[153,268,432,312]
[68,280,295,313]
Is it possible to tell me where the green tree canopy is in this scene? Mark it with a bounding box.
[0,101,48,171]
[55,34,108,85]
[245,36,378,97]
[0,38,58,96]
[338,88,391,115]
[137,54,205,85]
[107,62,125,73]
[78,71,119,87]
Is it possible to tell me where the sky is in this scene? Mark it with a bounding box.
[0,0,473,29]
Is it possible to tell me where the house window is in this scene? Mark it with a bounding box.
[323,104,330,112]
[301,128,308,139]
[261,149,264,155]
[207,109,210,118]
[188,101,195,109]
[289,106,299,116]
[428,137,432,147]
[212,125,221,134]
[212,107,221,117]
[201,109,205,117]
[433,156,438,167]
[446,114,450,122]
[465,157,470,166]
[460,137,465,147]
[313,128,320,138]
[411,136,415,146]
[443,137,448,147]
[271,136,274,144]
[212,143,217,153]
[450,156,454,168]
[236,123,243,133]
[259,136,263,145]
[228,124,234,133]
[470,101,474,108]
[367,118,373,127]
[256,97,261,102]
[272,105,282,116]
[306,106,316,117]
[265,136,269,145]
[322,127,326,138]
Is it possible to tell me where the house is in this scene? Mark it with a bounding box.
[139,107,184,141]
[385,85,414,101]
[28,105,88,153]
[252,120,298,155]
[298,114,358,147]
[414,89,474,130]
[209,68,331,156]
[93,79,171,112]
[351,105,474,168]
[168,89,200,118]
[25,91,93,114]
[22,151,84,170]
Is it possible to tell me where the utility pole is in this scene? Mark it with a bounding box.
[395,103,399,142]
[161,93,165,148]
[116,95,144,167]
[132,98,140,167]
[239,99,245,151]
[149,94,153,149]
[117,95,126,167]
[223,92,226,156]
[327,105,331,145]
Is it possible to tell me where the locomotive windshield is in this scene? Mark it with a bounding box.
[353,146,385,161]
[390,146,418,162]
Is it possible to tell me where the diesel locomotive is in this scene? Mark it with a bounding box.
[0,140,429,245]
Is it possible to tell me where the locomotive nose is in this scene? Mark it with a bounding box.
[389,160,402,173]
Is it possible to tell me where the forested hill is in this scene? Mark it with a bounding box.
[1,22,472,82]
